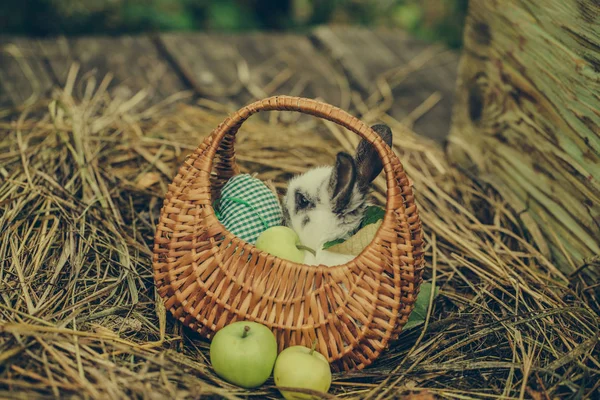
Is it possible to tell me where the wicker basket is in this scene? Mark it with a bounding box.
[153,96,425,371]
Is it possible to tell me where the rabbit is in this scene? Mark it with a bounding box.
[282,124,393,267]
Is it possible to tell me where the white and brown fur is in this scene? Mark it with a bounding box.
[282,124,393,266]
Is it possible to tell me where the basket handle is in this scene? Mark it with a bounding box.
[199,96,400,199]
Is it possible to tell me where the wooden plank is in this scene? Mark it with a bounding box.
[311,26,459,143]
[447,0,600,278]
[158,32,345,111]
[0,37,54,109]
[373,29,459,96]
[312,27,399,95]
[156,33,242,108]
[38,35,188,106]
[234,33,347,107]
[374,29,459,143]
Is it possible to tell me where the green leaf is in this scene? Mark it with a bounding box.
[322,206,385,250]
[322,238,345,250]
[326,221,382,256]
[359,205,385,229]
[403,283,439,330]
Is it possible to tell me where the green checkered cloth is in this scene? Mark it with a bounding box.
[215,174,283,244]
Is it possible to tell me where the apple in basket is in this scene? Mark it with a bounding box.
[209,321,278,388]
[273,343,332,400]
[255,226,308,263]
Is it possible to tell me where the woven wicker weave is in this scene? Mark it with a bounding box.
[153,96,425,371]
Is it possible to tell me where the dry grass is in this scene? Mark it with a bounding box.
[0,65,599,400]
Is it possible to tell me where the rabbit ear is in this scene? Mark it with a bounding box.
[355,124,393,190]
[329,152,357,214]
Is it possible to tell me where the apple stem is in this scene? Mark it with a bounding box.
[310,339,317,355]
[296,244,316,256]
[242,325,250,338]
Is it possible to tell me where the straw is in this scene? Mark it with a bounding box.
[0,64,598,399]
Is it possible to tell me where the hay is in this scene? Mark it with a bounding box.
[1,65,598,400]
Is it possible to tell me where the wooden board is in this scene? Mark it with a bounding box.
[447,0,600,278]
[0,37,55,109]
[38,35,188,107]
[312,26,459,143]
[158,32,345,111]
[2,29,457,145]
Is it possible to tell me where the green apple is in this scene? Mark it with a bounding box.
[255,226,306,263]
[273,344,332,400]
[209,321,278,388]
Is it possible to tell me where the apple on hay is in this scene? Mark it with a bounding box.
[209,321,278,388]
[273,343,332,400]
[255,226,312,263]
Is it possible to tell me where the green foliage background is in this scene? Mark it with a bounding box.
[1,0,468,48]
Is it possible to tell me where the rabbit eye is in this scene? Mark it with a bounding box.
[295,192,311,210]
